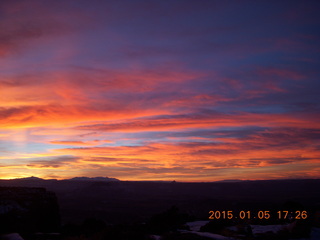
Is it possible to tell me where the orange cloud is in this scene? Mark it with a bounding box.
[1,0,319,182]
[75,112,320,133]
[0,67,204,129]
[50,140,111,146]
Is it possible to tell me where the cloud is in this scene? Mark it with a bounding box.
[1,0,319,181]
[50,140,111,146]
[35,125,318,181]
[75,111,320,133]
[26,155,79,169]
[0,0,76,58]
[0,65,205,128]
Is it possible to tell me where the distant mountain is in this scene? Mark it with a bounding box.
[216,179,242,183]
[13,176,45,181]
[67,176,120,182]
[6,176,120,182]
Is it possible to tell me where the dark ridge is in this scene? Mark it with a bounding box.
[0,186,60,235]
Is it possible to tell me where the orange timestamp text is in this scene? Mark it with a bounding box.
[208,210,308,220]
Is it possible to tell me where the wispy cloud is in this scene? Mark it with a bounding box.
[0,0,319,181]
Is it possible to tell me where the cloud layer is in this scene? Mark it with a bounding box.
[0,0,319,181]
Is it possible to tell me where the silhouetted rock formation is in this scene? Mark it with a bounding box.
[0,187,60,235]
[67,176,120,182]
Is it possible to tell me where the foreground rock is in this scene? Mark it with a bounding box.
[0,187,60,235]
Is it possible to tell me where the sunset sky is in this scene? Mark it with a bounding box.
[0,0,319,181]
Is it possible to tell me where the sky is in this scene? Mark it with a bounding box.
[0,0,319,181]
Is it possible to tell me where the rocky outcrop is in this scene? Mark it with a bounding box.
[0,187,60,234]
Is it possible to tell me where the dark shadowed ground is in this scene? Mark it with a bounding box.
[1,178,319,225]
